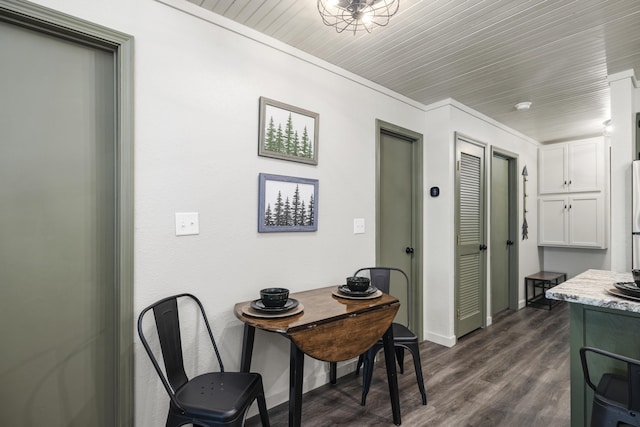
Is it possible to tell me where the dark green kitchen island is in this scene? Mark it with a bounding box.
[546,269,640,427]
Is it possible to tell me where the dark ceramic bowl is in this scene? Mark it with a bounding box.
[346,276,370,292]
[260,287,289,308]
[633,269,640,287]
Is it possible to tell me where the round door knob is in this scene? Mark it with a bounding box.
[405,247,414,254]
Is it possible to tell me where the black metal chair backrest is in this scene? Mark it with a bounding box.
[580,346,640,412]
[354,267,411,325]
[138,293,224,410]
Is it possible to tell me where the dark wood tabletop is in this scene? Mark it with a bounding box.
[234,285,400,362]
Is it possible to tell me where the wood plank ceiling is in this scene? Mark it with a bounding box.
[188,0,640,143]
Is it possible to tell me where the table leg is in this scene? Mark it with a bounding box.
[382,326,401,425]
[329,361,337,385]
[240,324,255,373]
[289,341,304,427]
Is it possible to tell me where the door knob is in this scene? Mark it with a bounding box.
[506,240,514,246]
[405,247,414,254]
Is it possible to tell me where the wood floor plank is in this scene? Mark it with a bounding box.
[246,303,570,426]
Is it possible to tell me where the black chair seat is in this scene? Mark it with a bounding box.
[174,372,264,421]
[596,373,629,408]
[138,294,270,427]
[391,322,417,341]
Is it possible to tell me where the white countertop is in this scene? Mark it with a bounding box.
[545,269,640,313]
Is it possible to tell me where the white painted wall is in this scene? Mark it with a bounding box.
[24,0,544,424]
[609,71,639,271]
[542,247,610,279]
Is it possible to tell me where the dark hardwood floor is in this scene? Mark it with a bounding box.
[247,302,570,426]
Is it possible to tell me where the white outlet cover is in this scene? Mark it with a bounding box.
[353,218,365,234]
[175,212,199,236]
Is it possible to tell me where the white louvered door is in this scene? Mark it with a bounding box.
[455,136,486,338]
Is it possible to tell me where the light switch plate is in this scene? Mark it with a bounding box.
[175,212,199,236]
[353,218,365,234]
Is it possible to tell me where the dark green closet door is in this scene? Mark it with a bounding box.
[0,20,116,426]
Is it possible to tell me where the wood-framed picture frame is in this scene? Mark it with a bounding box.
[258,173,318,232]
[258,97,319,165]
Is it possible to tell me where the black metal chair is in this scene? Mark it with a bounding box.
[331,267,427,406]
[138,293,270,427]
[580,346,640,427]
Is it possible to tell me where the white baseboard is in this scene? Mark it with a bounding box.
[423,331,456,348]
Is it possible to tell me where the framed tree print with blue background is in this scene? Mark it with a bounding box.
[258,97,319,165]
[258,173,318,232]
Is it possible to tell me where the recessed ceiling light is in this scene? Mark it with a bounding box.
[515,102,532,111]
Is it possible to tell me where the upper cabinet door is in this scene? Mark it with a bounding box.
[539,144,567,194]
[568,139,603,193]
[538,138,603,194]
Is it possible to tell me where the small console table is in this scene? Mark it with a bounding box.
[525,271,566,310]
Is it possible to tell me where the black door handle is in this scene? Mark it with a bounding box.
[405,247,414,254]
[479,244,487,251]
[506,240,514,246]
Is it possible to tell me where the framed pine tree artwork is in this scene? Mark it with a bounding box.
[258,97,319,165]
[258,173,318,232]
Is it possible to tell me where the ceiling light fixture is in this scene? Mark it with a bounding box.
[515,101,532,111]
[317,0,400,34]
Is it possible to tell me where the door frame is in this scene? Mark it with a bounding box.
[490,147,520,314]
[375,119,424,338]
[454,133,487,336]
[0,1,134,424]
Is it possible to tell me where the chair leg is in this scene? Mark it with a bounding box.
[395,347,405,374]
[257,393,271,427]
[361,348,377,406]
[406,343,427,405]
[355,353,365,377]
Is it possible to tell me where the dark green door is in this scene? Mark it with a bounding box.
[491,153,510,315]
[379,130,413,326]
[0,19,117,425]
[377,123,423,334]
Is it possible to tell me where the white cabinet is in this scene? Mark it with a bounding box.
[538,194,605,248]
[538,137,607,249]
[539,138,604,194]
